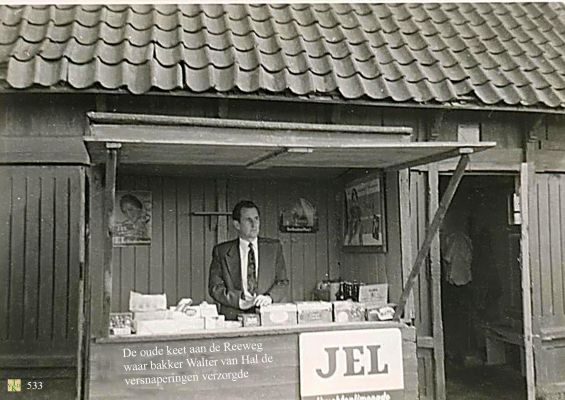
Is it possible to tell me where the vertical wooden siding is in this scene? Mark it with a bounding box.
[0,166,83,363]
[531,174,565,329]
[530,173,565,398]
[110,176,337,311]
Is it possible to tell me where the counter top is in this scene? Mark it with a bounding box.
[97,320,410,344]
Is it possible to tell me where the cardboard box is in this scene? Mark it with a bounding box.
[238,313,261,327]
[296,301,333,324]
[365,304,396,321]
[223,320,243,329]
[199,302,219,318]
[171,305,201,319]
[135,318,205,335]
[110,312,133,335]
[259,303,298,326]
[358,284,388,306]
[204,315,225,329]
[332,301,366,323]
[133,310,171,321]
[129,291,167,312]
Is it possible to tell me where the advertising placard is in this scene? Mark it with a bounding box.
[299,329,404,400]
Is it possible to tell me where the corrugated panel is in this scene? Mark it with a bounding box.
[0,166,83,363]
[0,3,564,108]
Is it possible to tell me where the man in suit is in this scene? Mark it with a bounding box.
[208,200,289,320]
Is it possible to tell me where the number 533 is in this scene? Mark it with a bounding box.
[27,381,43,390]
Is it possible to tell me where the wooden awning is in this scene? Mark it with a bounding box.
[85,112,496,170]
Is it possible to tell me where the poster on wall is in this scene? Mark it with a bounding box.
[279,197,319,233]
[113,191,152,246]
[343,174,386,251]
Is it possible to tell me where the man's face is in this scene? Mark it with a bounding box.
[123,202,142,223]
[234,207,260,241]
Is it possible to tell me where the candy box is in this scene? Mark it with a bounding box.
[132,310,171,321]
[237,313,261,327]
[259,303,298,326]
[296,301,333,324]
[135,318,205,335]
[129,291,167,312]
[333,301,366,322]
[205,315,226,329]
[358,284,388,307]
[199,302,219,318]
[109,312,133,335]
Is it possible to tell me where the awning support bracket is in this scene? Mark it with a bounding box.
[394,154,470,321]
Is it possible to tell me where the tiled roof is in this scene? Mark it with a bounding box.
[1,3,565,108]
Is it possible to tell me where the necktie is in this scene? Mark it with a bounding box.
[247,243,258,295]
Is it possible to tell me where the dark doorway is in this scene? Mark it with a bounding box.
[439,175,526,400]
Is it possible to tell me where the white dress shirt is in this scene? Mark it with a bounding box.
[239,237,259,295]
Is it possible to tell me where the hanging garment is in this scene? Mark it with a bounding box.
[442,231,473,286]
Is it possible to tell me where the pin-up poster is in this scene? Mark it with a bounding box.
[113,191,152,246]
[343,175,386,251]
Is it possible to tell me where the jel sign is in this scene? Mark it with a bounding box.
[299,329,404,400]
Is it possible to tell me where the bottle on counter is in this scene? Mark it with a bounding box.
[352,280,359,302]
[344,281,352,300]
[336,282,346,301]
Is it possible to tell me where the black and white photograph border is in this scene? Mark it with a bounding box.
[0,2,563,400]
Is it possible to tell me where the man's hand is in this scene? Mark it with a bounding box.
[253,295,273,308]
[239,292,256,310]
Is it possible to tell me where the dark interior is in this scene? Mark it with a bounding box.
[440,175,526,400]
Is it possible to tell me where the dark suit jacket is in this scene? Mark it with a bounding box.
[208,237,289,320]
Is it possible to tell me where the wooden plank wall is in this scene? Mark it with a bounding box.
[530,174,565,330]
[0,166,83,367]
[529,173,565,399]
[0,93,90,137]
[109,176,338,311]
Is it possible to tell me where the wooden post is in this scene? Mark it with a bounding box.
[394,152,470,320]
[399,169,414,320]
[102,143,120,338]
[521,162,536,400]
[76,169,87,400]
[428,163,446,400]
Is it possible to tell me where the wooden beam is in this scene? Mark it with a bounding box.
[399,169,414,320]
[394,154,470,320]
[0,137,90,165]
[429,163,446,400]
[102,143,119,338]
[87,112,414,135]
[521,162,536,400]
[387,148,473,172]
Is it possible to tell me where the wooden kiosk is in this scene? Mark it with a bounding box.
[83,112,494,400]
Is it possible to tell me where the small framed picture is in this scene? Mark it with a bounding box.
[343,174,386,252]
[279,197,319,233]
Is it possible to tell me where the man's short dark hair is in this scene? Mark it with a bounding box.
[232,200,260,222]
[120,194,143,212]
